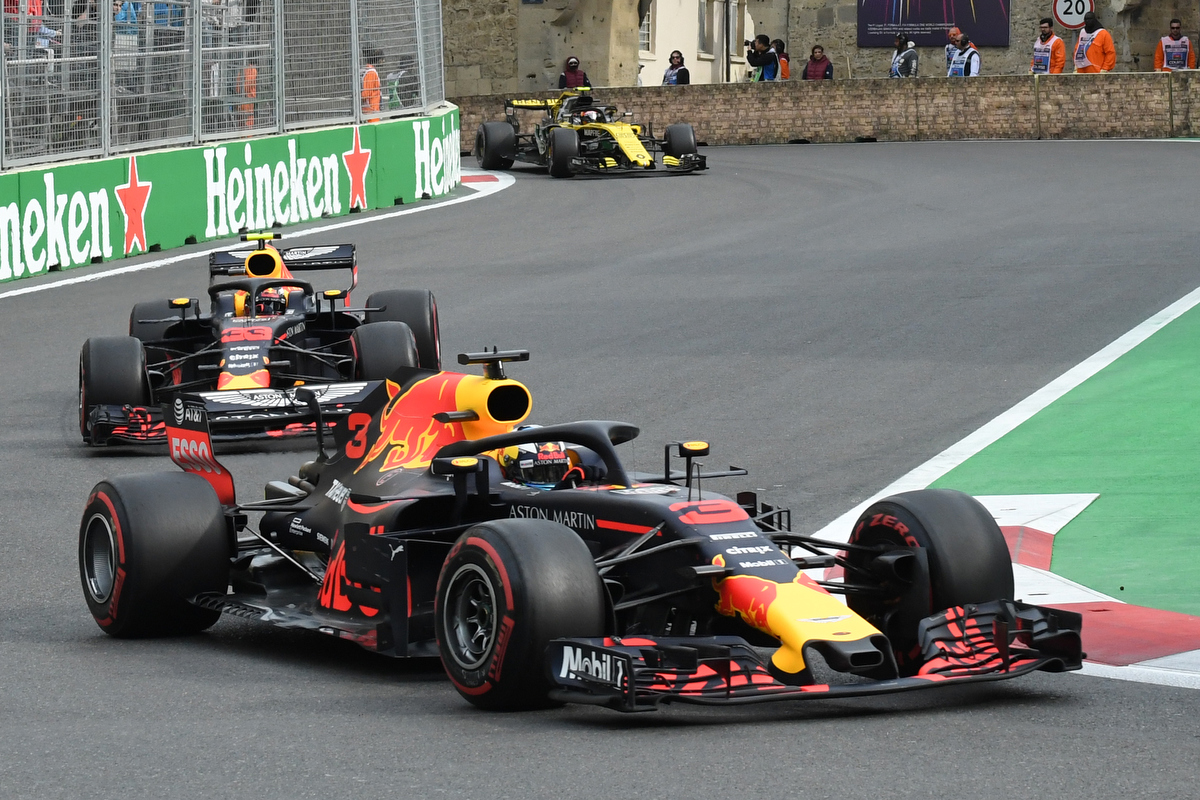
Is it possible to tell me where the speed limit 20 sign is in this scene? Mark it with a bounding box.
[1053,0,1094,30]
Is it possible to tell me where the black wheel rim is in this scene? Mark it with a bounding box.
[83,513,117,604]
[443,563,499,671]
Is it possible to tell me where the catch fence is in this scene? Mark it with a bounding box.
[0,0,443,169]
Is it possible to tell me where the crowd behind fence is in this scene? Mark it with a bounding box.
[0,0,443,170]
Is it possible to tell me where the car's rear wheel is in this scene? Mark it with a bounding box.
[351,321,419,381]
[845,489,1014,675]
[476,122,516,170]
[436,519,605,710]
[79,336,150,441]
[80,473,229,637]
[365,289,440,370]
[547,127,579,178]
[663,123,698,157]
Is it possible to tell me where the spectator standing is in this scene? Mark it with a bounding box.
[1155,18,1194,71]
[802,44,832,80]
[772,39,790,79]
[1073,11,1115,73]
[948,34,980,76]
[746,34,780,81]
[361,46,381,122]
[662,50,689,84]
[890,34,917,77]
[558,56,590,89]
[1031,18,1065,74]
[945,26,961,73]
[238,56,257,127]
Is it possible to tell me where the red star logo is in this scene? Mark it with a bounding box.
[342,127,372,211]
[114,157,152,255]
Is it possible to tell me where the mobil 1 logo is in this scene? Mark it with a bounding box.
[551,642,631,694]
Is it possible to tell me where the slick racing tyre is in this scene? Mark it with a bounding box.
[476,121,516,170]
[436,519,605,710]
[80,473,230,637]
[547,127,579,178]
[351,321,419,381]
[663,123,698,157]
[365,289,441,370]
[845,489,1013,675]
[128,299,178,343]
[79,336,149,441]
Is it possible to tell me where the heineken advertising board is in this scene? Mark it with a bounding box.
[0,107,461,284]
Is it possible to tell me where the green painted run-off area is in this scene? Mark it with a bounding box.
[932,300,1200,616]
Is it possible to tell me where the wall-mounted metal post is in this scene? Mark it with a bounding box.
[275,0,285,133]
[1168,71,1175,137]
[350,0,361,125]
[1034,74,1041,140]
[192,0,203,145]
[414,0,428,110]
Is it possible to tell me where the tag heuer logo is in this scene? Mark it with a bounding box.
[173,397,185,425]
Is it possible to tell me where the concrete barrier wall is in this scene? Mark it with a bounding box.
[452,73,1200,146]
[1,106,461,284]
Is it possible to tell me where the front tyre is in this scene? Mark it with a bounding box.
[364,289,441,370]
[846,489,1013,674]
[476,122,516,170]
[79,336,149,441]
[80,473,230,638]
[663,123,698,157]
[351,321,419,381]
[436,519,605,710]
[547,127,579,178]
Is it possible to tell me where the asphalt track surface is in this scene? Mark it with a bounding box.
[3,141,1200,799]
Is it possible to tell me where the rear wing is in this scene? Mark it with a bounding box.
[209,244,358,293]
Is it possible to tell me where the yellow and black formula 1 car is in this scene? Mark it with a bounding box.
[474,90,706,178]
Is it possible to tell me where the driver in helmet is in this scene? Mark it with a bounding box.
[502,441,605,489]
[578,108,602,123]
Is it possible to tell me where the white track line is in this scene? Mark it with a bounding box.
[0,170,513,302]
[812,282,1200,543]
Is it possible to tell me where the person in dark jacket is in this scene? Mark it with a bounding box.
[890,33,918,77]
[558,56,591,89]
[662,50,690,84]
[802,44,832,79]
[746,34,780,81]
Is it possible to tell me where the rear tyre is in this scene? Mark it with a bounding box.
[436,519,605,710]
[351,321,419,381]
[80,472,229,637]
[476,122,516,170]
[547,127,579,178]
[79,336,149,441]
[845,488,1013,675]
[663,123,698,157]
[365,289,441,370]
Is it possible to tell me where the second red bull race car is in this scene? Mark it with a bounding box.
[78,350,1082,712]
[78,233,440,446]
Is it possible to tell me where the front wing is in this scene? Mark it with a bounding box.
[570,152,707,176]
[85,381,375,444]
[547,600,1082,712]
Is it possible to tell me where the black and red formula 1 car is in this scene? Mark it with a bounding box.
[78,233,440,445]
[78,350,1082,712]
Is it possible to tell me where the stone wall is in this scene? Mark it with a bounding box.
[452,71,1200,147]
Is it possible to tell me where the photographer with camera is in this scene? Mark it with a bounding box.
[746,34,781,81]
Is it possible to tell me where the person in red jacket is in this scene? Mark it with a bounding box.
[558,56,591,89]
[1154,19,1195,71]
[1073,11,1115,73]
[1031,18,1066,74]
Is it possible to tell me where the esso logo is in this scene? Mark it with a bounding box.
[221,326,273,343]
[1053,0,1093,30]
[170,435,221,475]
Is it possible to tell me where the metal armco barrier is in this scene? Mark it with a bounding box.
[0,0,444,170]
[0,107,460,282]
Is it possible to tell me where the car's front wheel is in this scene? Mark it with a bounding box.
[436,519,605,710]
[80,473,230,637]
[663,123,698,157]
[547,127,579,178]
[845,489,1014,675]
[476,122,516,170]
[79,336,149,441]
